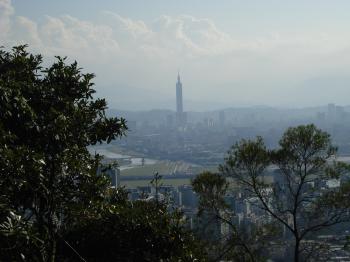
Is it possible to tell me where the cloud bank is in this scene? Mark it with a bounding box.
[2,0,350,110]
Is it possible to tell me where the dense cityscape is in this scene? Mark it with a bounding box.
[95,74,350,261]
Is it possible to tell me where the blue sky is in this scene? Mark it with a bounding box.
[13,1,350,34]
[3,0,350,110]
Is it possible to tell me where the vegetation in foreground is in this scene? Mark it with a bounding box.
[0,46,205,261]
[192,124,350,261]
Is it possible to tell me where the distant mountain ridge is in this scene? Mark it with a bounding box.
[107,105,350,125]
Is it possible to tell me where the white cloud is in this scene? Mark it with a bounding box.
[0,0,14,40]
[102,11,151,38]
[2,0,350,109]
[4,3,348,66]
[37,15,120,59]
[14,16,41,46]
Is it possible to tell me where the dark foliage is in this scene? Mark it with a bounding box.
[58,189,206,262]
[0,46,204,262]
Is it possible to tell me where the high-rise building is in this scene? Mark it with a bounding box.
[335,105,345,121]
[327,103,336,122]
[97,166,120,188]
[166,114,174,128]
[176,73,186,126]
[219,110,225,127]
[176,72,183,115]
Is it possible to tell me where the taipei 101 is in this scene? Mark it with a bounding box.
[2,1,350,261]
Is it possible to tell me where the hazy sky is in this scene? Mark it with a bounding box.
[2,0,350,110]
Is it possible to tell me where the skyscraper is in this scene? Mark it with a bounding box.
[219,110,225,127]
[176,72,183,114]
[176,73,185,126]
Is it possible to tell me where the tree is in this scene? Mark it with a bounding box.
[0,46,206,262]
[192,171,229,215]
[192,171,228,251]
[192,172,257,261]
[58,187,207,262]
[0,45,127,261]
[221,124,350,261]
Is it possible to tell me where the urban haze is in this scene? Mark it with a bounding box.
[2,1,350,261]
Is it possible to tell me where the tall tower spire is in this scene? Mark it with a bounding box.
[176,72,184,126]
